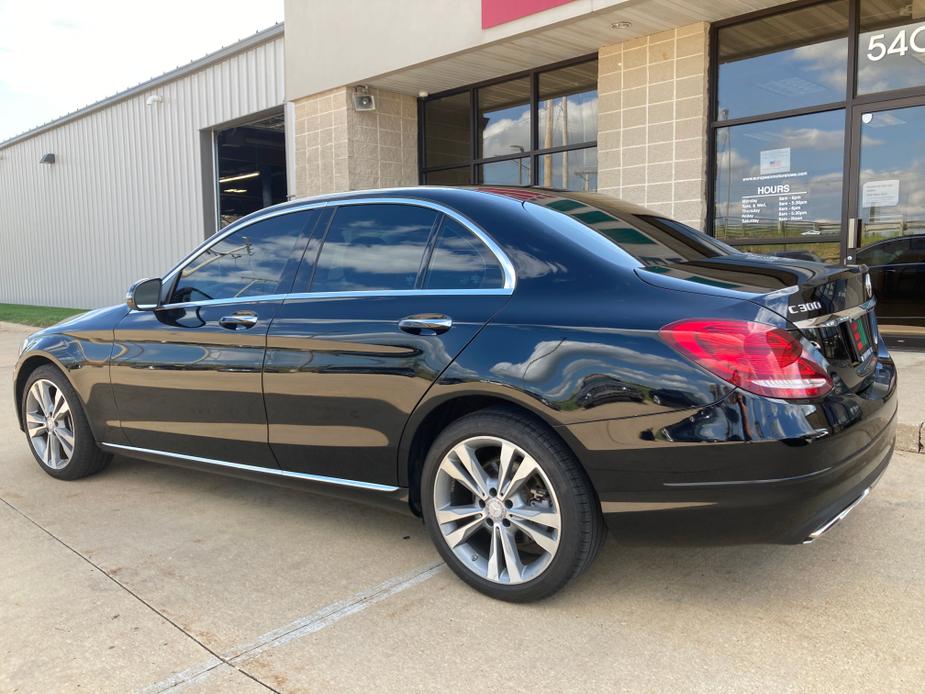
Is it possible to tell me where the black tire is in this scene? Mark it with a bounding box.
[421,406,606,602]
[20,365,110,480]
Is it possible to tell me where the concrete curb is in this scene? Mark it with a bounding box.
[896,421,923,454]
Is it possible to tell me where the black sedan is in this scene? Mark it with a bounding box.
[14,187,897,602]
[856,235,925,335]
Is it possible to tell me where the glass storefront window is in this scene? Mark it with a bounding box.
[479,157,532,185]
[714,110,845,244]
[538,62,598,148]
[538,147,597,191]
[717,0,849,120]
[478,77,531,159]
[858,0,925,94]
[858,104,925,243]
[424,92,472,167]
[425,166,472,186]
[419,58,597,191]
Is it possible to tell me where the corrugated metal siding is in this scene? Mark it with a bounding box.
[0,35,285,309]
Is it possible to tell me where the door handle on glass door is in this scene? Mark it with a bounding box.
[398,314,453,335]
[219,312,259,330]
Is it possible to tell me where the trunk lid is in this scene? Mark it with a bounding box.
[636,253,878,392]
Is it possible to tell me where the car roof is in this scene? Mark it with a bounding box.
[259,185,661,221]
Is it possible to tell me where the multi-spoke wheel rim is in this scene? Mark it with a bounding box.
[25,379,75,470]
[433,436,561,585]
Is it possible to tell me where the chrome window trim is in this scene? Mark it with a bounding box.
[157,196,516,308]
[101,443,401,493]
[155,288,513,311]
[286,287,513,300]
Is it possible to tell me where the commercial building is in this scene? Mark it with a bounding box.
[0,25,285,308]
[2,0,924,331]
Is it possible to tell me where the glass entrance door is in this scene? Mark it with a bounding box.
[848,99,925,332]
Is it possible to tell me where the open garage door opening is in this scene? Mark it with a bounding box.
[216,111,286,228]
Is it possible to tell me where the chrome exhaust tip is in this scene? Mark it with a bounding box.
[803,487,871,544]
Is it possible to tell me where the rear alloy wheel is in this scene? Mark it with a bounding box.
[433,436,561,584]
[422,407,604,602]
[21,365,110,480]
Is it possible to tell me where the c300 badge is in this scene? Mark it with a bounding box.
[787,301,822,315]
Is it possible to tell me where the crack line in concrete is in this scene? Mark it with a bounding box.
[147,561,446,691]
[0,495,280,694]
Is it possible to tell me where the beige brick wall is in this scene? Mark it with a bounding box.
[597,22,709,228]
[292,86,418,197]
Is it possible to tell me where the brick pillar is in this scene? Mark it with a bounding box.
[597,22,710,229]
[292,86,418,197]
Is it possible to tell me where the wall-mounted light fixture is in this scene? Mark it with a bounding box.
[146,95,164,106]
[352,85,376,112]
[39,153,56,164]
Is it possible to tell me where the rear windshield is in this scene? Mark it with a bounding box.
[524,192,738,266]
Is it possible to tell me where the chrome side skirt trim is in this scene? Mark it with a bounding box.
[101,443,401,493]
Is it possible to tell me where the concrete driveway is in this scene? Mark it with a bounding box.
[1,321,923,693]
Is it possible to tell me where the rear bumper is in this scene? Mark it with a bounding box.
[559,358,898,544]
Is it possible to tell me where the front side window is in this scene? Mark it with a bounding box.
[424,218,504,290]
[311,204,438,292]
[171,212,308,303]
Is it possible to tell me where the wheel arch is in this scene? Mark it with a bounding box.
[14,353,73,430]
[399,390,591,516]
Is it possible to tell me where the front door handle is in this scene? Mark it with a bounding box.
[219,312,259,330]
[398,314,452,335]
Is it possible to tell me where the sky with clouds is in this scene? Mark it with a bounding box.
[0,0,284,142]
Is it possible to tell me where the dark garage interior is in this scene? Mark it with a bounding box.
[216,111,287,227]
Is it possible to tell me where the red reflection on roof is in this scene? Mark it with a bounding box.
[475,187,551,202]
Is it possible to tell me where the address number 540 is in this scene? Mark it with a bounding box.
[867,25,925,62]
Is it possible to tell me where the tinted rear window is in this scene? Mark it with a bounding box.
[525,193,737,267]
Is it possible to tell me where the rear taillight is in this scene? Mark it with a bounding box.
[659,319,832,399]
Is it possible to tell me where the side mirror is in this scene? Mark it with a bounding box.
[126,277,162,311]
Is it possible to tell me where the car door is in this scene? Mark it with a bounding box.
[110,208,319,466]
[263,200,514,486]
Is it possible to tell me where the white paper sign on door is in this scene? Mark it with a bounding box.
[862,179,900,208]
[760,147,791,175]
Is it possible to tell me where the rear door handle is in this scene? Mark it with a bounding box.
[219,312,259,330]
[398,314,452,335]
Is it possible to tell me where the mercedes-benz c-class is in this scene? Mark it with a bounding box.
[14,187,897,601]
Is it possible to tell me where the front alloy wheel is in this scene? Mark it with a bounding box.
[433,436,562,585]
[25,379,76,470]
[21,364,110,480]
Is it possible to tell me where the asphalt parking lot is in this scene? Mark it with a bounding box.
[1,321,924,693]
